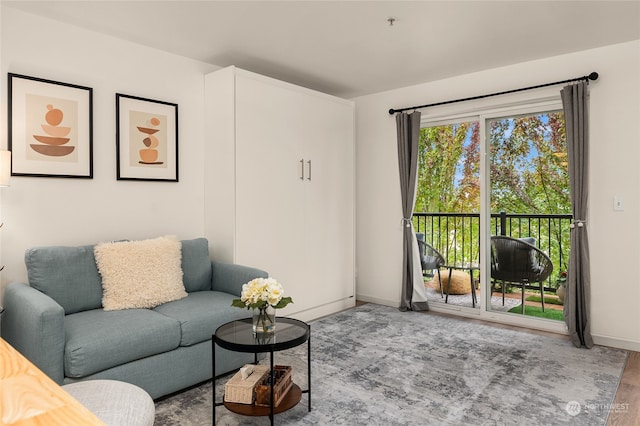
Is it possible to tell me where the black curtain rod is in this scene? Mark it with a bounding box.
[388,72,599,115]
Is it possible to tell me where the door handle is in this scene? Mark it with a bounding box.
[307,160,312,181]
[300,159,304,180]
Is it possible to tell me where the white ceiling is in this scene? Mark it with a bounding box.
[5,1,640,98]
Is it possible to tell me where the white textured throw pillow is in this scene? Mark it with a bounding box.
[95,236,187,310]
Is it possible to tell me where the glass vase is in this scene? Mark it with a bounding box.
[252,305,276,334]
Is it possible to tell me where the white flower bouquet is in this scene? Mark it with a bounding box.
[232,278,293,334]
[231,277,293,311]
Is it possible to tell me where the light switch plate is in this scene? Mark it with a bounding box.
[613,196,624,211]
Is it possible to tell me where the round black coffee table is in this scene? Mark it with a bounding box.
[212,317,310,425]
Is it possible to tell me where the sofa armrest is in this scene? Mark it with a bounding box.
[211,261,268,297]
[1,282,65,384]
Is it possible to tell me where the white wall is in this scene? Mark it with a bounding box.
[0,7,217,299]
[354,40,640,351]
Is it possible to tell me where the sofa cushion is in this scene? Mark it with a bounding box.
[181,238,212,292]
[64,308,181,378]
[153,291,251,347]
[25,244,103,314]
[95,236,188,310]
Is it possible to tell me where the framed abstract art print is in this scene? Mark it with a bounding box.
[116,93,178,182]
[8,73,93,178]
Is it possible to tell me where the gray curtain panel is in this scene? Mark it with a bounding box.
[396,111,427,311]
[561,82,593,348]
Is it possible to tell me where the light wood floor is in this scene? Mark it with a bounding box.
[608,351,640,426]
[356,301,639,424]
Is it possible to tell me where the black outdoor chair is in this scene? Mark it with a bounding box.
[490,236,553,314]
[417,239,446,298]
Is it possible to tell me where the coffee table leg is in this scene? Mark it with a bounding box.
[269,350,274,425]
[308,325,311,412]
[212,338,216,424]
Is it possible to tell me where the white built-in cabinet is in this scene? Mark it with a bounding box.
[204,66,355,321]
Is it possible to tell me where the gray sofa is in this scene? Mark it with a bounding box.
[1,237,266,399]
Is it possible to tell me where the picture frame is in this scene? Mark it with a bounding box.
[116,93,178,182]
[8,73,93,178]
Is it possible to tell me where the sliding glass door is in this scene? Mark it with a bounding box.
[417,101,570,329]
[415,118,481,310]
[486,109,570,322]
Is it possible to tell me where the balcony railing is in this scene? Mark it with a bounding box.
[413,211,572,290]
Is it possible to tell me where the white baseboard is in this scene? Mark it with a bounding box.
[592,334,640,352]
[355,293,397,308]
[286,297,356,323]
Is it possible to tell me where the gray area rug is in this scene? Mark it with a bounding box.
[155,303,627,425]
[425,286,522,312]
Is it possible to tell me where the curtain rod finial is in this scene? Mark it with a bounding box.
[389,108,396,115]
[588,72,598,81]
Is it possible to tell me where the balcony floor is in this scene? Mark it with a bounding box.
[424,278,564,318]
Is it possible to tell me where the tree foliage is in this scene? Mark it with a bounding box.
[416,112,569,216]
[489,112,570,215]
[416,122,479,213]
